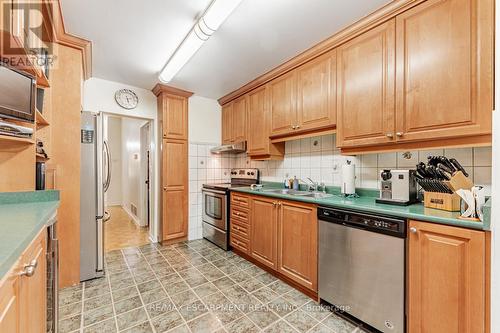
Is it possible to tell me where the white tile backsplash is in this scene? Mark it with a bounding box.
[186,137,492,240]
[229,134,492,191]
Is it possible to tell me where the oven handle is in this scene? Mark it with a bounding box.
[202,189,227,195]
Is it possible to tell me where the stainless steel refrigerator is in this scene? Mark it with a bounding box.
[80,111,111,281]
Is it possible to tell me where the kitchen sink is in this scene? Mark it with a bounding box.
[303,192,334,199]
[263,189,312,196]
[262,189,334,198]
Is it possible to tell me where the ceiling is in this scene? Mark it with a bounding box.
[61,0,391,99]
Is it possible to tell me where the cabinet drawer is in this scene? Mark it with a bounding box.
[231,208,249,222]
[230,234,249,253]
[231,194,249,208]
[231,220,249,239]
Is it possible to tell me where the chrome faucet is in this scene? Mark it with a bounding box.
[306,177,319,192]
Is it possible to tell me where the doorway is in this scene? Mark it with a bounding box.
[103,114,154,251]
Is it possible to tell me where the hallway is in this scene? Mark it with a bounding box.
[105,206,150,252]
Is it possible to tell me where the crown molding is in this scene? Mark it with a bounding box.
[152,84,194,98]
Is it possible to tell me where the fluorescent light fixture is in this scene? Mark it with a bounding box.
[159,0,243,83]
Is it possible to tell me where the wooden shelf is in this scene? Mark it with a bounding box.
[0,134,35,150]
[36,109,49,128]
[36,153,50,162]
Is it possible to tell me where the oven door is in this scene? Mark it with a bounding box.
[202,189,227,230]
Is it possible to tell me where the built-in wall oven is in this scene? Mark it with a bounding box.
[202,168,259,250]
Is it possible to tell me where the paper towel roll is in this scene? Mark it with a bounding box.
[341,163,356,195]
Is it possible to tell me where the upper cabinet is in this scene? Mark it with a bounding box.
[221,97,247,144]
[269,71,297,136]
[296,50,336,132]
[394,0,492,143]
[232,96,247,143]
[337,20,396,148]
[219,0,492,154]
[160,94,188,140]
[247,86,284,159]
[221,103,233,144]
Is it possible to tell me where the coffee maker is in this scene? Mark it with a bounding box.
[376,169,418,206]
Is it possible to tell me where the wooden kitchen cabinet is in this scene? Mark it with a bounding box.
[154,84,192,243]
[296,50,336,132]
[394,0,492,143]
[231,193,318,292]
[159,93,188,140]
[247,86,285,159]
[232,96,247,143]
[221,103,233,144]
[336,19,396,148]
[0,228,47,333]
[408,220,486,333]
[249,196,278,269]
[277,201,317,291]
[269,71,297,136]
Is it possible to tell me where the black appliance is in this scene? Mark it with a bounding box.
[36,162,46,190]
[0,64,36,122]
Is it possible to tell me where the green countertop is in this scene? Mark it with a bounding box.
[230,184,490,231]
[0,190,60,280]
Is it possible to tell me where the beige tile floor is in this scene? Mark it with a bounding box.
[59,239,366,333]
[105,206,150,252]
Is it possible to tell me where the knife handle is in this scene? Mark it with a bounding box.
[449,158,469,177]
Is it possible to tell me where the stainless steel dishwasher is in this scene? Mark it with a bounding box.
[318,207,406,333]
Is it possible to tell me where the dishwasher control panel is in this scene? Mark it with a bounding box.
[318,207,406,238]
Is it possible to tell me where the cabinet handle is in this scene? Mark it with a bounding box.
[410,227,417,233]
[396,132,404,137]
[163,187,167,191]
[386,133,394,138]
[291,125,296,130]
[19,263,37,277]
[296,125,300,129]
[278,202,282,206]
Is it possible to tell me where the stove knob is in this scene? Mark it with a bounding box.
[250,172,255,175]
[247,172,250,175]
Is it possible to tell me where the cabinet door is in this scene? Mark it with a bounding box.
[0,276,18,333]
[232,96,247,142]
[297,51,336,131]
[162,94,188,140]
[221,103,233,144]
[337,20,396,147]
[408,220,485,333]
[19,230,46,333]
[162,140,188,241]
[277,201,317,291]
[269,71,297,136]
[162,189,188,240]
[395,0,492,142]
[247,87,269,155]
[250,197,277,269]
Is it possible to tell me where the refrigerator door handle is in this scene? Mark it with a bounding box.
[96,114,104,218]
[96,217,104,272]
[103,140,111,193]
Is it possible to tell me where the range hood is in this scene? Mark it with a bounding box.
[210,141,246,154]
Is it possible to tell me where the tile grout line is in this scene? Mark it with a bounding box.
[109,251,122,333]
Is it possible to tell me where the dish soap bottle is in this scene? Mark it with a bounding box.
[292,176,299,190]
[284,176,289,189]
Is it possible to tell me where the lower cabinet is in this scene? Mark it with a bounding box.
[277,201,317,291]
[408,220,486,333]
[249,196,278,269]
[0,228,47,333]
[232,193,318,292]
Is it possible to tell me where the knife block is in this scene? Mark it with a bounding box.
[424,192,461,212]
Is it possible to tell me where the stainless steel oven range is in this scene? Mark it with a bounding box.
[202,168,259,250]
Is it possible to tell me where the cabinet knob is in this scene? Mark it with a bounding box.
[19,263,37,277]
[386,133,394,138]
[396,132,404,137]
[410,227,417,233]
[163,187,167,191]
[291,125,296,130]
[278,202,282,206]
[296,125,300,129]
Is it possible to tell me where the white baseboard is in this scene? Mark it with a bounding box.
[121,205,144,227]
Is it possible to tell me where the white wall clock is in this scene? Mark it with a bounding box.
[115,89,139,109]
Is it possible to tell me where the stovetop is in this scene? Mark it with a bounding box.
[202,168,259,192]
